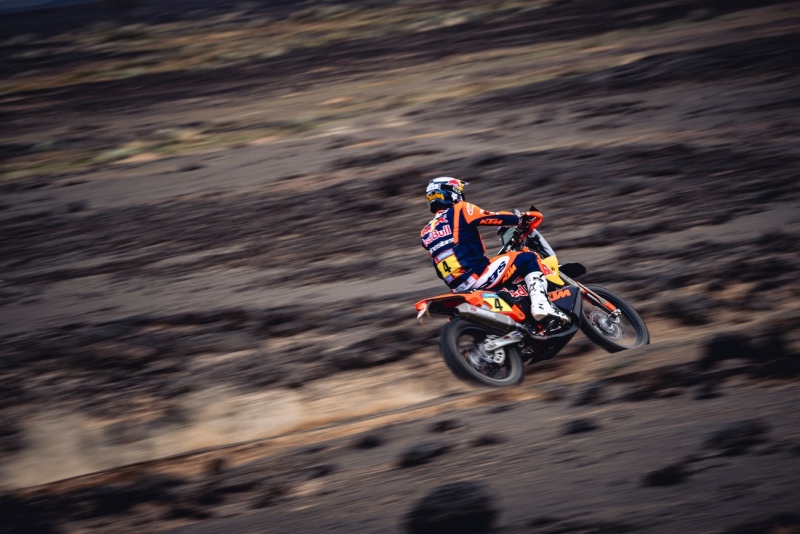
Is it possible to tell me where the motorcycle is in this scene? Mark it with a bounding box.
[415,207,650,387]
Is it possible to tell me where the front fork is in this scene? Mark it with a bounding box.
[559,272,621,320]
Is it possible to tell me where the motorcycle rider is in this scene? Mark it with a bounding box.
[420,176,568,325]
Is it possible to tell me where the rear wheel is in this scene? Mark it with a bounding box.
[579,285,649,353]
[439,318,524,387]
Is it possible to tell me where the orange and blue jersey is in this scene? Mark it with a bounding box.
[420,201,520,290]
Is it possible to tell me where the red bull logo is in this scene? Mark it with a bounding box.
[422,225,452,246]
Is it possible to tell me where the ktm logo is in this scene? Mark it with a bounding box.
[501,264,517,283]
[548,288,572,301]
[480,218,504,225]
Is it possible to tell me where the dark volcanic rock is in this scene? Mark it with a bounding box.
[250,483,290,509]
[0,416,26,455]
[397,441,451,468]
[623,383,658,402]
[572,380,605,406]
[642,463,689,487]
[430,419,461,433]
[722,513,800,534]
[471,433,506,447]
[563,418,600,435]
[0,493,60,534]
[703,419,770,456]
[747,329,800,378]
[404,481,498,534]
[658,295,712,326]
[532,518,639,533]
[699,333,754,371]
[353,433,385,450]
[694,380,722,400]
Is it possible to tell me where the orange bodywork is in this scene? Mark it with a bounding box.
[415,291,527,323]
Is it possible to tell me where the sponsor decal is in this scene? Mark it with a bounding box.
[454,277,476,292]
[479,218,504,225]
[501,264,517,283]
[484,260,507,286]
[508,286,528,298]
[548,288,572,301]
[435,249,454,262]
[422,225,452,246]
[426,192,446,202]
[537,257,555,276]
[466,203,474,216]
[429,238,454,253]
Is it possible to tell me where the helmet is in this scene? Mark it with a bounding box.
[426,177,469,213]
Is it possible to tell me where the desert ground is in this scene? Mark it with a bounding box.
[1,0,800,532]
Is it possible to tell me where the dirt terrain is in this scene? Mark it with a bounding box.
[1,0,800,532]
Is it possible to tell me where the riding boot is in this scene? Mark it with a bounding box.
[524,272,569,323]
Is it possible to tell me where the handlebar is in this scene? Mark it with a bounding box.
[498,208,544,254]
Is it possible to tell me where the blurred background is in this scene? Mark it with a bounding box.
[1,0,799,532]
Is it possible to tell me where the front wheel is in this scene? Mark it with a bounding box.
[439,318,525,387]
[579,285,650,353]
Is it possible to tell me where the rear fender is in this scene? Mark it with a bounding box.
[415,291,526,322]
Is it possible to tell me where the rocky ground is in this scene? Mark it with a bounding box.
[1,0,799,532]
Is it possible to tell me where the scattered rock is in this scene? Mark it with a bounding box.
[703,419,770,456]
[722,513,800,534]
[163,504,211,520]
[353,433,385,450]
[658,295,712,325]
[177,162,205,172]
[430,419,461,433]
[471,433,506,447]
[572,380,605,406]
[563,418,600,435]
[747,330,800,378]
[487,403,515,414]
[397,441,451,468]
[537,382,570,402]
[0,493,59,533]
[698,333,754,371]
[250,483,289,509]
[65,200,89,213]
[0,416,26,455]
[306,464,336,479]
[642,463,689,487]
[694,380,722,400]
[546,519,640,533]
[623,383,658,402]
[404,481,498,534]
[528,516,561,528]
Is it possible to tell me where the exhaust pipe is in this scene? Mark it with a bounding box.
[454,303,520,333]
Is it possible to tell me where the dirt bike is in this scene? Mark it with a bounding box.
[415,207,649,387]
